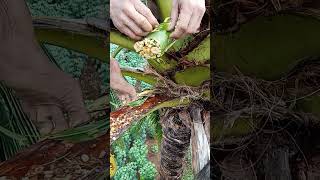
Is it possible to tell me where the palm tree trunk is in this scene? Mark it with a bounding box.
[159,110,191,179]
[190,107,210,175]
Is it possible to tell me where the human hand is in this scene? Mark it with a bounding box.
[16,76,90,134]
[0,0,89,135]
[110,0,159,40]
[169,0,206,39]
[7,62,90,133]
[1,59,90,135]
[110,58,138,103]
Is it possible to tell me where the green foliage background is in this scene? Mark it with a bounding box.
[110,44,159,179]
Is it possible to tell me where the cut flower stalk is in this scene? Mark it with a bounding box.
[134,18,175,59]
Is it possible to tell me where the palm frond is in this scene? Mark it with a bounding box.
[110,89,121,111]
[0,83,40,161]
[46,120,108,143]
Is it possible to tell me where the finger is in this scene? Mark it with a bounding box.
[120,15,148,37]
[124,6,153,32]
[187,13,201,34]
[188,7,206,33]
[170,7,192,39]
[134,0,159,28]
[122,95,130,105]
[58,78,90,128]
[115,21,142,40]
[120,89,134,102]
[122,26,142,40]
[128,88,138,101]
[118,94,126,102]
[169,0,179,31]
[125,95,131,102]
[129,94,138,102]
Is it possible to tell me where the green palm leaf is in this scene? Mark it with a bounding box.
[46,120,108,143]
[0,83,40,161]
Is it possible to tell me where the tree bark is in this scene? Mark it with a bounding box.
[190,107,210,175]
[159,110,191,179]
[195,162,210,180]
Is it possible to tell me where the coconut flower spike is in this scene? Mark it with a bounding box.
[134,18,176,60]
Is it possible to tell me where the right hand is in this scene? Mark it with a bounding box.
[110,0,159,40]
[169,0,206,39]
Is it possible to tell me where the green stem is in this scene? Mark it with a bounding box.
[174,66,210,87]
[33,18,108,62]
[147,56,177,73]
[121,69,159,85]
[134,97,191,129]
[185,35,210,64]
[110,30,135,51]
[156,97,191,109]
[111,29,177,73]
[155,0,173,20]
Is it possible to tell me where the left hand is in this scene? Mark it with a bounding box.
[110,58,137,103]
[0,0,89,135]
[169,0,206,39]
[110,0,159,40]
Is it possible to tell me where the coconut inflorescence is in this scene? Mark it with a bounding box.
[134,18,175,60]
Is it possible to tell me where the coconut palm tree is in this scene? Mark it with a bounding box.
[109,1,211,178]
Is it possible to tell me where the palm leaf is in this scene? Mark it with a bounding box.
[33,17,108,62]
[46,120,108,143]
[110,89,121,111]
[0,126,28,144]
[0,83,40,161]
[214,13,320,80]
